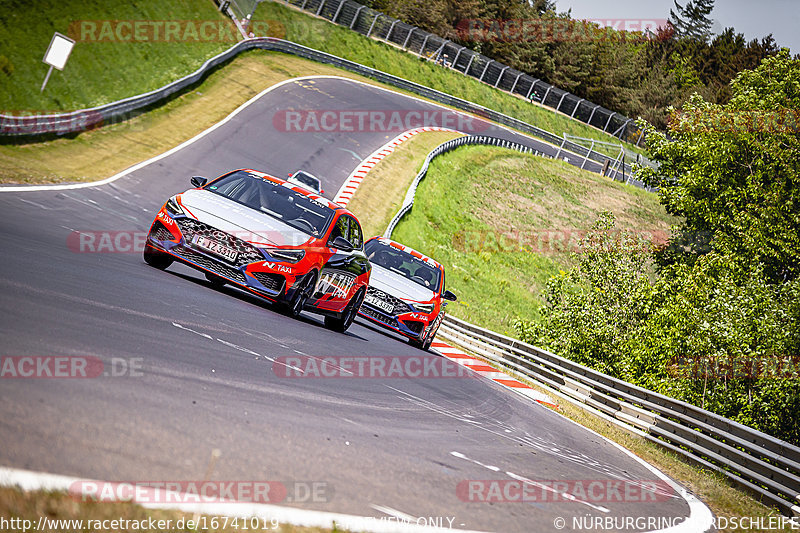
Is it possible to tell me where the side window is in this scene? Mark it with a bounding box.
[345,216,363,249]
[329,215,347,243]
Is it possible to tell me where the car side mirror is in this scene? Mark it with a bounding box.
[442,290,457,301]
[330,236,354,252]
[191,176,207,188]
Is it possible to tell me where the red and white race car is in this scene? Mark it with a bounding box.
[143,169,371,332]
[358,237,456,350]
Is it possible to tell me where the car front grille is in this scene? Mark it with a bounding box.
[150,221,175,242]
[251,272,285,293]
[173,246,246,284]
[175,218,264,266]
[359,305,399,327]
[402,320,424,335]
[366,286,412,315]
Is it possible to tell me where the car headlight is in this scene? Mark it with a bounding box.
[165,197,184,216]
[263,248,305,263]
[414,303,434,314]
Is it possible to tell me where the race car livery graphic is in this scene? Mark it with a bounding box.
[143,169,370,332]
[358,237,456,350]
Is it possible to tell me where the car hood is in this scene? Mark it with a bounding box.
[369,264,435,303]
[178,189,314,247]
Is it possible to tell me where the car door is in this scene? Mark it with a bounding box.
[317,214,370,310]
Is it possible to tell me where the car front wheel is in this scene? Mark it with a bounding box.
[324,288,365,333]
[143,245,173,270]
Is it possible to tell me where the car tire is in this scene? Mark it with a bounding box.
[143,245,173,270]
[284,272,316,318]
[205,272,226,287]
[324,288,364,333]
[410,335,433,351]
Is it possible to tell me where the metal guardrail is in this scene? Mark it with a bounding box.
[436,314,800,520]
[0,37,645,188]
[282,0,646,147]
[384,135,554,237]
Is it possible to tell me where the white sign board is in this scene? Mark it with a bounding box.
[43,32,75,71]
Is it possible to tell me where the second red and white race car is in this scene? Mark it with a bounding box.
[358,237,456,350]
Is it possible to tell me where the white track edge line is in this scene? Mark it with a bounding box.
[0,467,488,533]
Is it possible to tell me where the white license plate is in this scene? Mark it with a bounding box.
[365,294,394,314]
[192,235,238,263]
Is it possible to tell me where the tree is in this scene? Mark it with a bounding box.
[638,50,800,283]
[669,0,715,42]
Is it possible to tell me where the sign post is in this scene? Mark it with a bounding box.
[41,32,75,93]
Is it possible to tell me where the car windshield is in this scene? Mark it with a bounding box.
[292,171,320,190]
[206,170,334,237]
[365,239,442,292]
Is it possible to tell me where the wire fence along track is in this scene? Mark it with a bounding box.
[0,38,648,188]
[281,0,646,147]
[436,315,800,520]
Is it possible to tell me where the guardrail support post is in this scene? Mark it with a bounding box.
[464,53,476,75]
[526,79,539,100]
[510,72,522,94]
[451,46,466,67]
[554,136,567,159]
[636,128,645,147]
[350,5,366,29]
[479,60,493,82]
[331,0,345,23]
[541,86,553,106]
[581,140,594,170]
[385,19,399,41]
[587,104,600,125]
[494,65,510,87]
[366,14,381,37]
[418,34,430,55]
[556,92,568,112]
[570,98,584,118]
[402,27,416,49]
[611,118,633,139]
[603,112,617,132]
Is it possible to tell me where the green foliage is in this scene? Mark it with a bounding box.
[515,217,800,445]
[669,52,702,89]
[516,53,800,445]
[639,50,800,283]
[0,55,12,76]
[514,212,655,376]
[669,0,715,42]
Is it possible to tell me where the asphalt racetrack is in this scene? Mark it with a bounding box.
[0,77,698,532]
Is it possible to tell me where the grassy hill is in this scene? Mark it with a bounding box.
[387,145,676,334]
[0,0,232,110]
